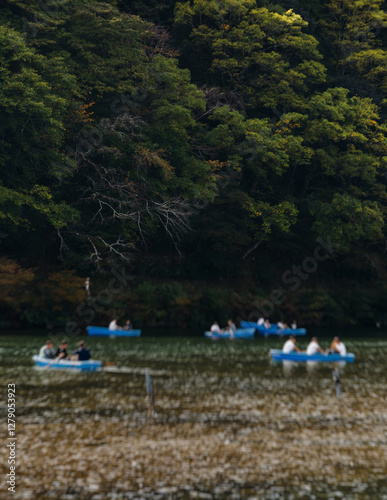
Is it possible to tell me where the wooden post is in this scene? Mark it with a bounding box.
[145,368,155,418]
[332,368,341,401]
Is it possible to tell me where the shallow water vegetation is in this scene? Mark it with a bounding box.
[1,334,387,498]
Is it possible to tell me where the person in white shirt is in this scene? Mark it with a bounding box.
[306,337,324,355]
[108,319,120,331]
[330,336,346,356]
[210,322,221,334]
[84,277,90,298]
[291,320,297,329]
[264,319,271,329]
[257,317,265,326]
[282,335,301,354]
[39,340,56,359]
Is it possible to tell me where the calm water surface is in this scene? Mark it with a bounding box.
[0,329,387,499]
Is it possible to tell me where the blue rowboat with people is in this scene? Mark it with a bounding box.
[205,328,255,339]
[240,320,306,336]
[87,326,141,337]
[33,355,102,372]
[269,349,355,363]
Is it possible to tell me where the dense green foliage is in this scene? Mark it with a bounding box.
[1,0,387,328]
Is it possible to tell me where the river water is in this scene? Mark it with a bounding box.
[1,329,387,499]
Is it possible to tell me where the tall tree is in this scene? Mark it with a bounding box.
[185,86,387,277]
[273,87,387,252]
[0,25,78,259]
[0,0,217,265]
[321,0,387,100]
[174,0,326,111]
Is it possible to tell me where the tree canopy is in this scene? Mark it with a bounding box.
[1,0,387,326]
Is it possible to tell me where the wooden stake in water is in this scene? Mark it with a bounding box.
[146,368,155,418]
[332,368,341,401]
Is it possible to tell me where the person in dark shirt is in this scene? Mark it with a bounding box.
[55,340,68,360]
[123,319,133,331]
[71,340,91,361]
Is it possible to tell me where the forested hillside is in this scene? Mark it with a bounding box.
[1,0,387,328]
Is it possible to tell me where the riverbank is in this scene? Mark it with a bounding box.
[1,263,387,330]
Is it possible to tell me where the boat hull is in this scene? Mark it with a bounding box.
[240,320,306,336]
[87,326,141,337]
[33,355,102,371]
[205,328,255,339]
[270,349,355,363]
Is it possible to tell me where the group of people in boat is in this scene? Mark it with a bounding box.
[209,317,299,336]
[282,335,346,356]
[38,339,91,361]
[108,318,133,331]
[257,317,298,330]
[210,320,237,336]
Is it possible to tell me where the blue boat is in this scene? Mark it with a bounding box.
[87,326,141,337]
[270,349,355,363]
[240,320,306,336]
[33,355,102,372]
[205,328,255,339]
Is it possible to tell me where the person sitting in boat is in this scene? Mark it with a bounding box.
[210,322,221,334]
[226,320,236,332]
[277,321,289,331]
[225,319,236,338]
[257,316,265,326]
[108,319,121,331]
[55,340,68,359]
[71,340,91,361]
[291,320,297,330]
[123,319,133,331]
[329,336,346,356]
[39,340,56,359]
[264,319,271,329]
[306,337,324,355]
[282,335,301,354]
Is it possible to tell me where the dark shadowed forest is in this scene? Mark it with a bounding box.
[1,0,387,329]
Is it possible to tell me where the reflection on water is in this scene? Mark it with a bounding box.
[333,360,348,370]
[282,360,296,376]
[306,360,321,375]
[0,332,387,499]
